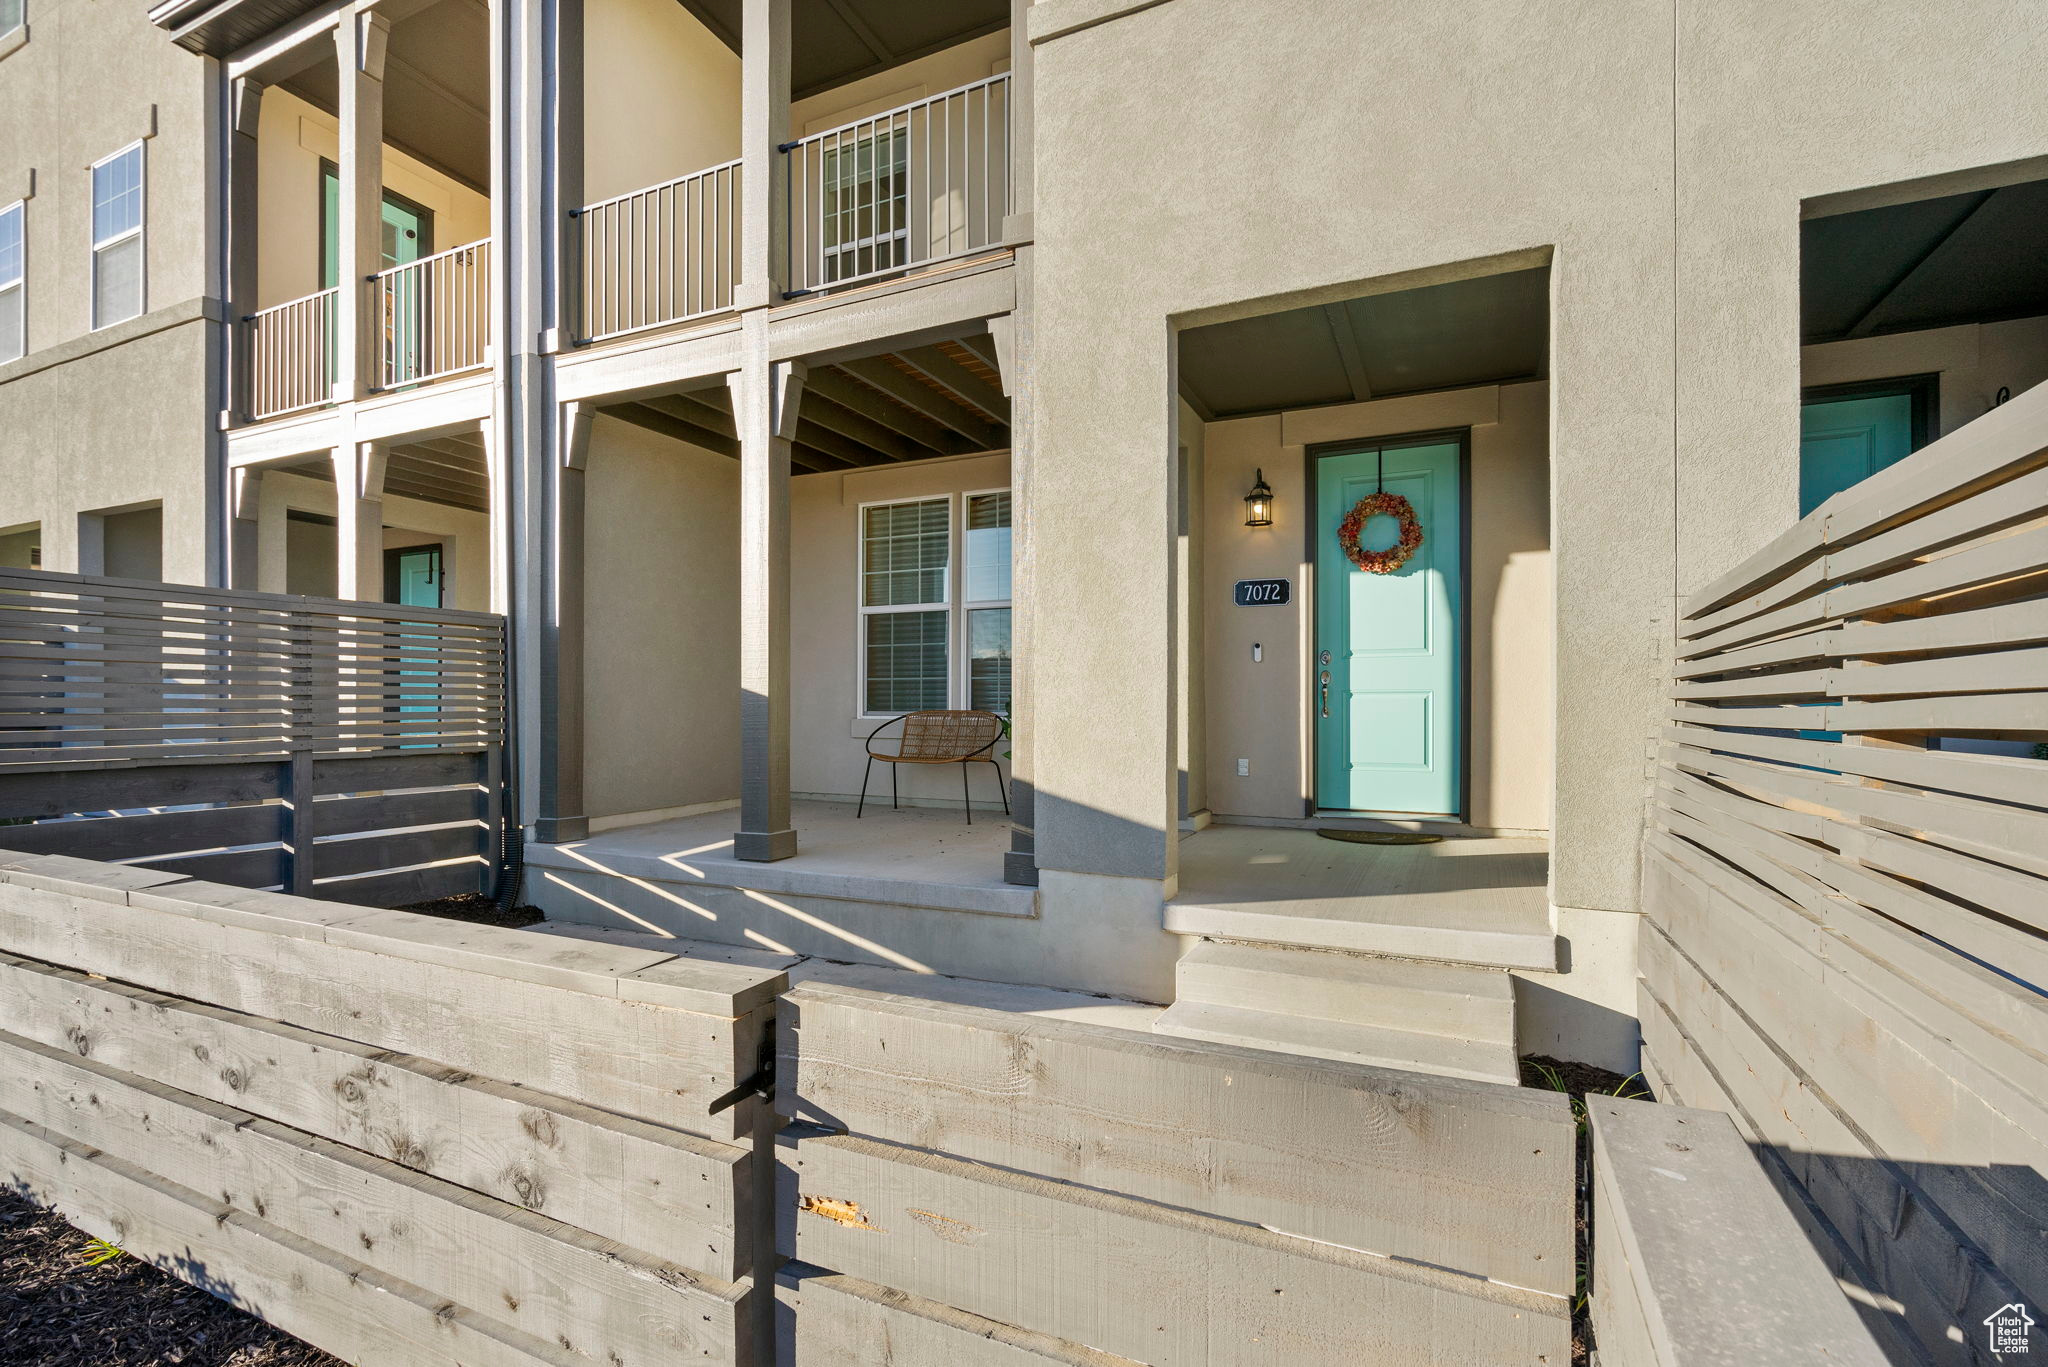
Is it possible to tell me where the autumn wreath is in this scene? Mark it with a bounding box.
[1337,492,1424,574]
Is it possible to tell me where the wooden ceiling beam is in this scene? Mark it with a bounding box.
[808,368,967,454]
[893,345,1009,422]
[838,356,1005,449]
[606,401,741,459]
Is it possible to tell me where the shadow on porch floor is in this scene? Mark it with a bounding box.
[533,798,1028,919]
[1169,824,1556,970]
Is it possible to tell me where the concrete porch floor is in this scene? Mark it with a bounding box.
[1169,824,1556,970]
[530,798,1031,918]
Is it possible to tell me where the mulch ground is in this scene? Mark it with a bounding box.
[387,891,543,928]
[1518,1053,1656,1367]
[0,1189,342,1367]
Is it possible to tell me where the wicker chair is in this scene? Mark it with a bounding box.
[858,709,1010,823]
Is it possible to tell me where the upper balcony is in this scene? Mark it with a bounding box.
[569,0,1014,347]
[220,0,493,426]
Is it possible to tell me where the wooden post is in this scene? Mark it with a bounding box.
[730,349,803,862]
[332,442,387,602]
[333,11,390,403]
[229,467,262,591]
[532,401,590,844]
[735,0,791,309]
[1002,0,1033,244]
[281,750,316,896]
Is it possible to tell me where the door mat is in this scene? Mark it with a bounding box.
[1314,828,1444,845]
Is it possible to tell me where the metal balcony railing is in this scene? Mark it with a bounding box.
[785,73,1010,295]
[373,238,492,390]
[573,160,741,343]
[242,287,337,422]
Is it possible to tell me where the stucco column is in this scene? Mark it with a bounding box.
[530,401,590,844]
[993,287,1037,886]
[226,79,262,425]
[229,468,263,591]
[333,442,388,601]
[729,347,804,861]
[496,0,573,840]
[333,12,390,403]
[1032,311,1180,898]
[735,0,791,309]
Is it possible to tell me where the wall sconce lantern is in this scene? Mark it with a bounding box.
[1244,469,1274,527]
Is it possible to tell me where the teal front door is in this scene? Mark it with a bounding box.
[1315,439,1463,815]
[1798,389,1920,514]
[386,546,443,745]
[386,546,444,608]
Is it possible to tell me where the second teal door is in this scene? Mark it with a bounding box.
[1798,390,1917,515]
[1315,439,1463,816]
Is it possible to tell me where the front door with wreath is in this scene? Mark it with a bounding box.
[1312,438,1465,816]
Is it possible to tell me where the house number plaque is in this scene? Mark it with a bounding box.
[1233,578,1291,606]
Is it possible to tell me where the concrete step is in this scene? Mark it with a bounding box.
[1173,938,1515,1045]
[1152,1000,1521,1086]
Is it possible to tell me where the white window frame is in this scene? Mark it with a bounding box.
[0,0,24,42]
[854,488,1015,720]
[857,493,952,719]
[820,125,909,285]
[0,199,23,365]
[958,486,1013,715]
[89,140,146,332]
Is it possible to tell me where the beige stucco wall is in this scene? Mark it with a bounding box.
[790,30,1011,136]
[582,0,739,205]
[1802,315,2048,438]
[1028,0,2048,924]
[580,416,741,823]
[790,451,1012,805]
[254,468,491,610]
[1199,383,1552,834]
[0,0,215,583]
[255,87,492,310]
[0,322,214,582]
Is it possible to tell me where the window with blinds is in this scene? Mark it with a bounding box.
[0,201,22,364]
[90,143,144,330]
[861,498,950,714]
[964,491,1012,713]
[856,491,1014,717]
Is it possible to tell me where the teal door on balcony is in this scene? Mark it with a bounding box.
[1314,439,1463,816]
[319,171,431,284]
[321,169,431,384]
[1798,387,1923,514]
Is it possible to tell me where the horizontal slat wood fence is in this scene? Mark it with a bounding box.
[1645,384,2048,1366]
[0,567,506,905]
[774,979,1574,1366]
[0,851,787,1367]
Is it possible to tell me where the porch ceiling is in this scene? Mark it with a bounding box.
[273,436,491,512]
[1801,177,2048,344]
[602,333,1010,471]
[278,0,492,193]
[1177,267,1551,423]
[672,0,1009,102]
[386,434,491,511]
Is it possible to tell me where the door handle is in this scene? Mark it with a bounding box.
[1319,670,1331,719]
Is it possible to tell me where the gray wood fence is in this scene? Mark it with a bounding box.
[0,567,505,905]
[774,978,1577,1366]
[0,851,786,1367]
[1647,384,2048,1365]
